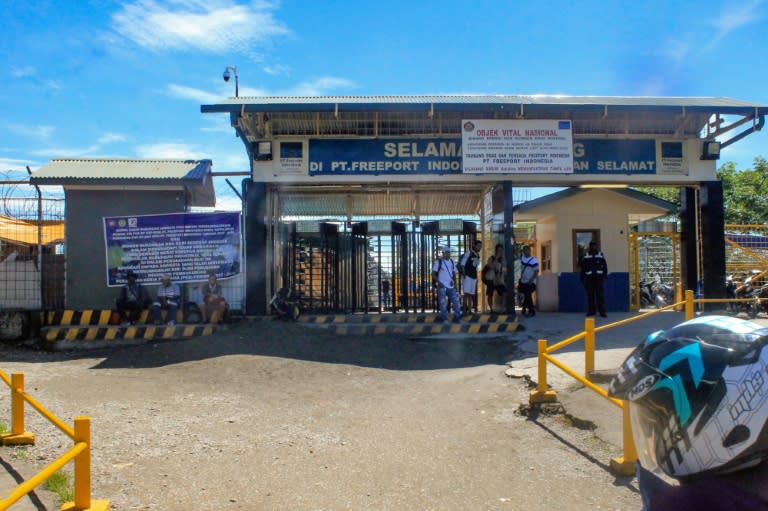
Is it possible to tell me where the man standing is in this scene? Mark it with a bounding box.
[459,239,482,315]
[580,241,608,317]
[381,275,391,311]
[432,246,462,324]
[518,245,539,317]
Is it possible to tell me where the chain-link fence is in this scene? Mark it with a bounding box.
[725,225,768,278]
[0,174,66,312]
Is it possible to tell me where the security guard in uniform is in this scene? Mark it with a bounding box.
[580,241,608,317]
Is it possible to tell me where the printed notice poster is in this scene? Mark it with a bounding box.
[461,119,574,174]
[103,212,241,287]
[279,141,304,175]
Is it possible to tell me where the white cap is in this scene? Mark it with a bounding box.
[441,245,452,252]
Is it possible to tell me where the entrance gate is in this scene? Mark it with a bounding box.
[628,231,682,310]
[278,219,478,314]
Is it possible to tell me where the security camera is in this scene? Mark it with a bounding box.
[223,69,231,82]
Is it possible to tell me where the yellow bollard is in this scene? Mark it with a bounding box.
[529,339,557,403]
[11,373,24,436]
[61,417,111,511]
[685,289,694,320]
[584,318,595,379]
[610,401,639,476]
[0,373,35,446]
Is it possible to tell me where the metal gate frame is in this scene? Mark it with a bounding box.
[276,219,479,314]
[628,231,682,310]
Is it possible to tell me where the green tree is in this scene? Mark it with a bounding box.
[719,157,768,224]
[635,157,768,225]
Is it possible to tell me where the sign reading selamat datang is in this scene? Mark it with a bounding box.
[461,119,574,174]
[103,212,241,287]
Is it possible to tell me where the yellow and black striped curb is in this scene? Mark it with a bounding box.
[46,309,121,326]
[303,321,520,337]
[41,324,215,343]
[299,313,517,325]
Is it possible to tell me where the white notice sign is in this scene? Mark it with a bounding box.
[461,119,574,174]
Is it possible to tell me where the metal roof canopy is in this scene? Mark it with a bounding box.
[202,95,767,143]
[30,158,216,207]
[202,95,767,218]
[274,182,488,218]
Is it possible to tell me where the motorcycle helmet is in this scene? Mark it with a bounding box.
[608,315,768,481]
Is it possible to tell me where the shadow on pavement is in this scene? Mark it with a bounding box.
[78,320,529,371]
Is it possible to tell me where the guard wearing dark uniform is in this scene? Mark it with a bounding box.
[580,241,608,317]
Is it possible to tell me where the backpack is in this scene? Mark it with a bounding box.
[433,257,454,287]
[183,301,202,324]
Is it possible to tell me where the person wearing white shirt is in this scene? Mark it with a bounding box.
[432,246,462,324]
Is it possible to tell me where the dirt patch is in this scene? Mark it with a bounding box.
[1,319,640,510]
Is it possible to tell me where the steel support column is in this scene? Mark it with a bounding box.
[243,180,268,314]
[679,187,699,295]
[503,182,516,315]
[700,181,726,303]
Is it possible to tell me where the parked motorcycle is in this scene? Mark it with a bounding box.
[654,280,675,307]
[270,287,301,320]
[730,272,764,318]
[638,280,655,308]
[638,276,674,308]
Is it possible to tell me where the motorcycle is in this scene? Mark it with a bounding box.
[654,280,675,307]
[730,273,763,318]
[638,280,655,308]
[638,277,674,308]
[270,287,301,320]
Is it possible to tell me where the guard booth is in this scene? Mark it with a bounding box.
[203,96,767,315]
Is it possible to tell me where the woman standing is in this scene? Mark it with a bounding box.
[482,244,506,312]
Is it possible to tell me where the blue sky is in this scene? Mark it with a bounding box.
[2,0,767,206]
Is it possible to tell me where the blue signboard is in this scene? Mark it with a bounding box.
[307,138,658,176]
[103,212,241,286]
[573,139,657,174]
[309,139,463,175]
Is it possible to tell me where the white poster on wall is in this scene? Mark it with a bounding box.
[461,119,574,174]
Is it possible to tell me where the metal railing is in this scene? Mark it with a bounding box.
[0,371,110,511]
[528,290,723,476]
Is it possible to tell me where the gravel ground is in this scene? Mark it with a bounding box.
[1,319,640,510]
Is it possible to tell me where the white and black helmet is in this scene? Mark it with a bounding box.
[608,315,768,481]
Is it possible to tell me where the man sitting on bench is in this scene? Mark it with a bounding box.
[150,274,181,325]
[117,270,149,325]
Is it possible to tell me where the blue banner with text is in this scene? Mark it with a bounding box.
[103,212,241,287]
[307,138,658,175]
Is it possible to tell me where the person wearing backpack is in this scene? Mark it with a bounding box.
[432,245,462,324]
[459,239,483,315]
[518,245,539,317]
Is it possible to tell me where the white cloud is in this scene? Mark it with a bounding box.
[0,157,37,172]
[280,77,357,96]
[7,124,55,141]
[711,0,765,41]
[211,152,249,171]
[98,132,128,144]
[657,35,694,64]
[200,116,236,134]
[135,142,204,159]
[30,145,101,157]
[44,80,63,91]
[167,83,221,103]
[112,0,289,53]
[10,66,36,78]
[263,63,290,76]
